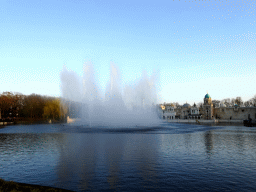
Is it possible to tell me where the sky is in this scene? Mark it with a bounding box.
[1,0,255,105]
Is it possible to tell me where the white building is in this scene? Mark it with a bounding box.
[161,104,176,120]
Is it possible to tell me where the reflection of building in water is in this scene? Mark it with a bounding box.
[160,93,256,120]
[204,131,214,156]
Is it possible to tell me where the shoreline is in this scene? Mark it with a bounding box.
[0,178,74,192]
[166,119,243,123]
[0,119,66,126]
[0,121,66,129]
[166,119,244,126]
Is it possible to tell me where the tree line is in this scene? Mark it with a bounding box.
[0,92,68,122]
[206,96,256,108]
[164,95,256,108]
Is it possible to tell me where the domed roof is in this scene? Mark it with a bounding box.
[183,103,191,108]
[205,93,211,99]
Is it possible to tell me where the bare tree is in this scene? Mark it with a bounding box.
[244,100,252,107]
[231,98,236,106]
[251,95,256,106]
[212,100,220,108]
[224,98,230,103]
[235,97,243,106]
[197,102,203,108]
[172,102,180,108]
[222,98,231,106]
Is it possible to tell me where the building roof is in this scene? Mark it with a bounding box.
[183,103,191,108]
[205,93,211,99]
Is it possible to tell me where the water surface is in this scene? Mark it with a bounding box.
[0,123,256,191]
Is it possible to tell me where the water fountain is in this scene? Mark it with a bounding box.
[60,62,161,128]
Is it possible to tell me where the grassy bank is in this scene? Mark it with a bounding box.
[0,178,74,192]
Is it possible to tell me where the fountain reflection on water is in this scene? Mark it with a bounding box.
[60,62,161,128]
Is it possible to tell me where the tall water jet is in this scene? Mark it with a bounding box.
[60,65,82,103]
[60,62,161,128]
[81,62,102,126]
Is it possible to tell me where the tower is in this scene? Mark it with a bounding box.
[203,93,213,120]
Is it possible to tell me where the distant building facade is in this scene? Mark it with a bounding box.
[161,103,176,120]
[214,105,256,120]
[160,93,256,121]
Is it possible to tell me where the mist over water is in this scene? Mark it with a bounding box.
[60,62,161,127]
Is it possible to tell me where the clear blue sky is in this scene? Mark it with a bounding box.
[1,0,255,104]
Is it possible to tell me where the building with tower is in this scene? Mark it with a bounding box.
[159,92,256,121]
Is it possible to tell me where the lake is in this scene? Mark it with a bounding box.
[0,122,256,191]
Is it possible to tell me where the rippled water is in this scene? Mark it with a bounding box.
[0,123,256,191]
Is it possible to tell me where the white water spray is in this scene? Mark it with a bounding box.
[60,62,161,127]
